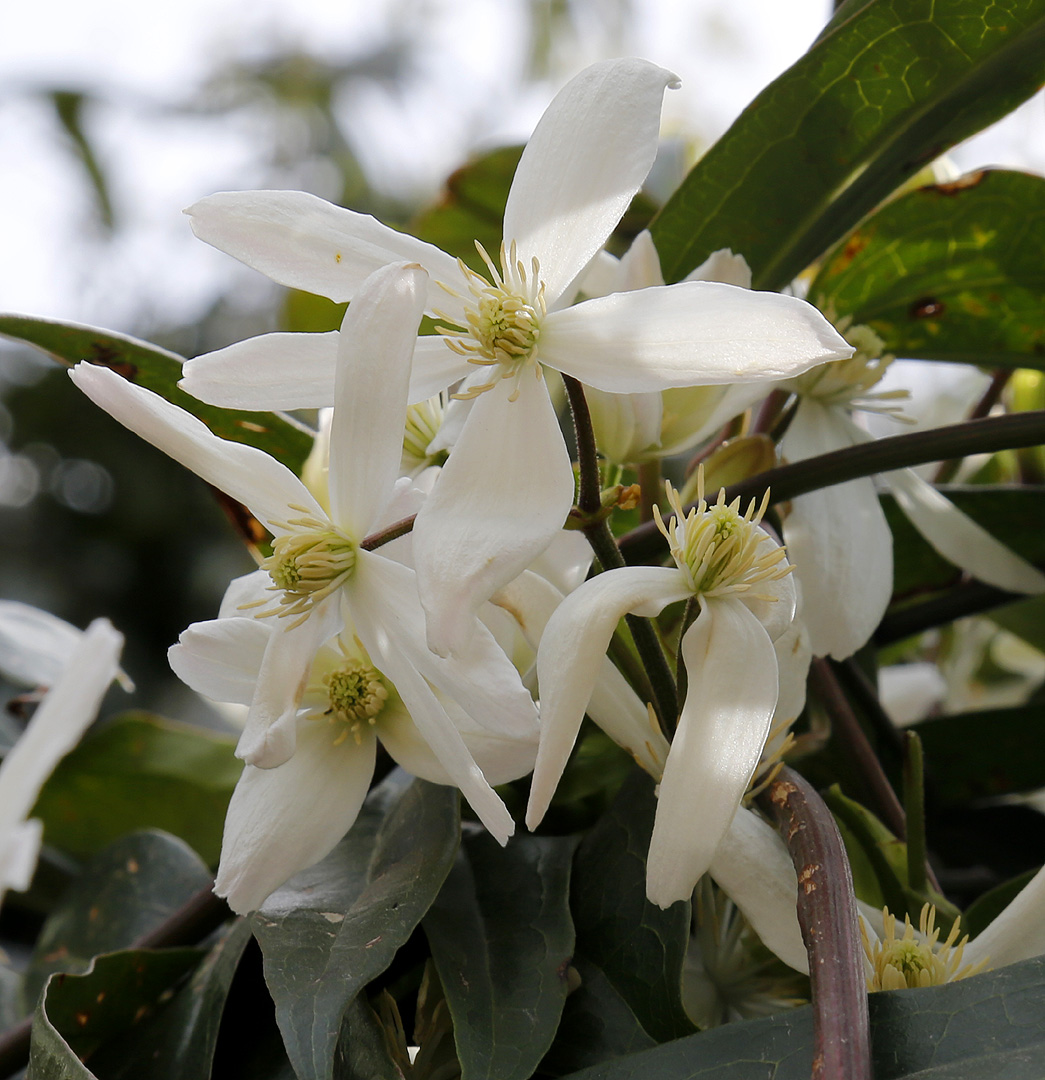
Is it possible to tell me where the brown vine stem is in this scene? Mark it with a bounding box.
[757,766,871,1080]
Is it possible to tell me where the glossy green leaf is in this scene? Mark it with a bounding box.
[423,831,576,1080]
[0,314,313,473]
[560,955,1045,1079]
[569,768,695,1044]
[32,713,240,867]
[810,170,1045,368]
[26,948,203,1079]
[24,830,212,1006]
[251,772,459,1080]
[651,0,1045,290]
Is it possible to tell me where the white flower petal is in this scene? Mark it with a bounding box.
[541,282,853,392]
[527,565,690,830]
[409,336,473,404]
[218,570,271,618]
[328,263,427,537]
[0,820,44,895]
[504,58,678,306]
[70,364,323,530]
[708,807,807,974]
[413,374,575,657]
[216,719,376,914]
[168,617,272,706]
[186,190,467,312]
[180,331,339,411]
[888,467,1045,595]
[964,864,1045,970]
[686,248,752,288]
[585,387,664,464]
[656,382,769,459]
[646,599,778,908]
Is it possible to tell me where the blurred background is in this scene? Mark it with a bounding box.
[1,0,1042,719]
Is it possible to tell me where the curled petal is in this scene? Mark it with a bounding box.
[169,617,272,707]
[646,599,778,908]
[505,58,678,306]
[541,282,853,392]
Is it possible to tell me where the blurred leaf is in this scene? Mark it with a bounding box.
[24,830,212,1006]
[884,487,1045,605]
[50,91,114,230]
[962,868,1039,940]
[651,0,1045,289]
[251,772,459,1080]
[569,768,695,1044]
[810,170,1045,369]
[282,289,348,334]
[32,713,240,867]
[990,593,1045,653]
[26,948,203,1079]
[423,831,576,1080]
[914,704,1045,804]
[559,956,1045,1079]
[540,956,656,1076]
[0,315,313,473]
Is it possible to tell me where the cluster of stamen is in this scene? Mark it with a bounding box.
[434,240,547,401]
[402,393,448,473]
[862,904,985,992]
[247,507,356,627]
[653,473,791,599]
[791,321,908,417]
[322,658,389,745]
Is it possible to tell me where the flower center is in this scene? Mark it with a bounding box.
[402,393,449,474]
[654,473,791,599]
[246,506,357,628]
[434,240,547,401]
[862,904,986,992]
[323,659,389,744]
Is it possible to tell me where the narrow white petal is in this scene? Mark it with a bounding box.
[646,599,778,908]
[504,58,678,305]
[180,332,339,410]
[965,864,1045,970]
[708,807,807,973]
[0,619,122,829]
[70,364,323,530]
[408,336,473,404]
[412,374,575,657]
[888,467,1045,595]
[541,282,853,392]
[0,820,44,896]
[186,190,467,311]
[168,617,271,706]
[686,248,752,288]
[328,263,427,536]
[527,566,690,829]
[216,720,376,914]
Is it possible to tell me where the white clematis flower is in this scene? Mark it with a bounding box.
[70,263,537,843]
[527,476,797,908]
[0,618,123,904]
[182,57,852,656]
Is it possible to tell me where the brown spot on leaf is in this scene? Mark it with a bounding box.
[833,232,870,271]
[127,858,139,873]
[88,342,138,379]
[96,991,106,1004]
[910,297,945,319]
[75,1012,90,1028]
[932,170,986,195]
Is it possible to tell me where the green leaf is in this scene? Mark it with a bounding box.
[24,830,212,1007]
[26,949,203,1079]
[651,0,1045,289]
[332,996,407,1080]
[0,314,313,473]
[990,593,1045,653]
[32,713,240,867]
[559,955,1045,1079]
[810,170,1045,368]
[251,772,459,1080]
[423,831,576,1080]
[568,768,695,1044]
[962,868,1039,939]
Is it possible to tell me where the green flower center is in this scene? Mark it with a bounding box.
[324,660,389,744]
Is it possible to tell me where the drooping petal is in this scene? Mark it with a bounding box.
[504,58,678,307]
[215,719,377,914]
[540,282,853,392]
[527,566,691,830]
[328,263,427,537]
[964,863,1045,970]
[70,364,323,531]
[168,617,272,706]
[180,331,339,411]
[0,619,122,835]
[646,598,778,908]
[186,190,468,313]
[708,808,807,974]
[412,373,575,657]
[781,400,892,659]
[888,467,1045,595]
[656,381,769,459]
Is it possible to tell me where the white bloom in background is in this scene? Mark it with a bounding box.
[71,263,537,843]
[0,618,123,903]
[527,475,798,908]
[781,329,1045,659]
[182,57,852,656]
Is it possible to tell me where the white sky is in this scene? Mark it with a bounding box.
[1,0,1042,333]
